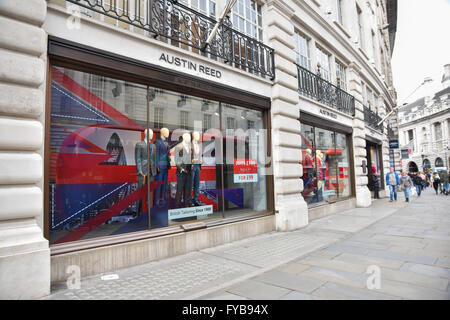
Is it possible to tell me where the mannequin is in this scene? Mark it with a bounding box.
[191,131,202,206]
[155,127,171,207]
[315,150,324,202]
[174,132,193,209]
[303,148,314,192]
[134,129,157,217]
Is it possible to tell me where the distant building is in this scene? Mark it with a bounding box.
[398,64,450,172]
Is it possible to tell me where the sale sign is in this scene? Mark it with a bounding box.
[234,159,258,183]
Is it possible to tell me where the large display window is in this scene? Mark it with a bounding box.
[300,123,352,206]
[48,66,270,245]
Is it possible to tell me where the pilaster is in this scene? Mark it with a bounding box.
[0,0,50,299]
[348,62,371,207]
[264,2,308,231]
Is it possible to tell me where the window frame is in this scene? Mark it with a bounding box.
[44,36,275,251]
[294,31,311,70]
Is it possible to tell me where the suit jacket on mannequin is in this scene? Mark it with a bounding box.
[155,137,171,171]
[174,142,193,174]
[135,141,157,177]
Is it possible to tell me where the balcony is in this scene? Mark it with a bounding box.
[363,106,384,133]
[296,64,355,117]
[63,0,275,79]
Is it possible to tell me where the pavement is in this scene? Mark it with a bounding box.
[45,187,450,300]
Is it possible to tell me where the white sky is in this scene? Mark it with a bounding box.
[391,0,450,105]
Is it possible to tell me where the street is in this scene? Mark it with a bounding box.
[47,188,450,300]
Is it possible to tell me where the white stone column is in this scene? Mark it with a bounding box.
[264,1,308,231]
[348,62,371,207]
[0,0,50,299]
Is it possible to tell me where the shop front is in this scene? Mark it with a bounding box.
[299,111,354,209]
[365,136,384,194]
[44,35,274,279]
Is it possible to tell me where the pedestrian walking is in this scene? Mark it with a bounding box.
[439,169,449,195]
[412,172,423,197]
[432,171,441,195]
[386,168,400,202]
[400,171,413,202]
[372,172,381,199]
[419,171,427,192]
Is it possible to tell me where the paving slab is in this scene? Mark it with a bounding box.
[299,266,368,289]
[225,280,291,300]
[375,279,449,300]
[365,249,437,265]
[332,252,405,269]
[279,291,313,300]
[378,267,449,291]
[312,282,402,300]
[252,270,326,294]
[400,262,450,279]
[295,256,368,274]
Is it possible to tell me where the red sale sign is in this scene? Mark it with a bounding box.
[234,159,258,183]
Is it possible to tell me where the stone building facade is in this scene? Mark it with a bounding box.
[0,0,397,299]
[398,64,450,173]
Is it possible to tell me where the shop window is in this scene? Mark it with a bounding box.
[222,104,268,216]
[48,66,269,245]
[300,124,352,206]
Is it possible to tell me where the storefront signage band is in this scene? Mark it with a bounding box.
[159,53,222,79]
[319,108,338,119]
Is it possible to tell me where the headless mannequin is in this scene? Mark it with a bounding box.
[175,133,193,209]
[135,129,155,217]
[191,131,202,206]
[155,127,171,206]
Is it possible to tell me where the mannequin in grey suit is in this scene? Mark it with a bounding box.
[135,129,157,217]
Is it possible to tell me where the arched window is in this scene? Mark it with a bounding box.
[435,157,444,167]
[423,159,431,169]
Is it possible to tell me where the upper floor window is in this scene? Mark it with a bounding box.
[232,0,263,40]
[357,5,365,51]
[180,110,190,130]
[434,122,442,140]
[371,30,378,68]
[294,32,311,70]
[180,0,216,18]
[335,0,344,25]
[366,87,373,109]
[316,47,331,81]
[335,61,347,90]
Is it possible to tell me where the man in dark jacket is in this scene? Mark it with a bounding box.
[411,172,423,197]
[439,169,449,195]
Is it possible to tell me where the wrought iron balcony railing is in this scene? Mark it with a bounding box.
[363,106,384,133]
[65,0,275,79]
[296,64,355,117]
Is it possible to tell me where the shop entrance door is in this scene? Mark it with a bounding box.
[366,141,383,191]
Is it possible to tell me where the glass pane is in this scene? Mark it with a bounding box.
[209,1,215,16]
[221,104,268,218]
[336,133,351,197]
[148,89,223,225]
[314,127,338,203]
[49,67,148,244]
[300,124,316,205]
[200,0,206,12]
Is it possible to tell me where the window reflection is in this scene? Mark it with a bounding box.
[300,124,352,206]
[49,67,269,245]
